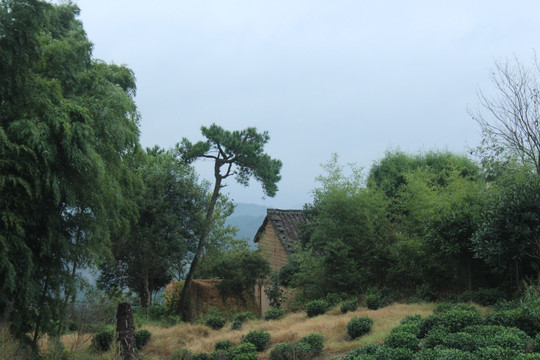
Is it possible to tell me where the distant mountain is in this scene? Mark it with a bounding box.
[226,203,268,245]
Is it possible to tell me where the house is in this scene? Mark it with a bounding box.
[253,209,309,314]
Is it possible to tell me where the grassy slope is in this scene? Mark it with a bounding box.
[136,302,436,359]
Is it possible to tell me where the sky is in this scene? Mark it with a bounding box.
[74,0,540,209]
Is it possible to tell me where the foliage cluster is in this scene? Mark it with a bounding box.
[305,300,329,317]
[265,308,285,320]
[241,329,271,351]
[347,316,374,339]
[342,298,540,359]
[269,333,324,360]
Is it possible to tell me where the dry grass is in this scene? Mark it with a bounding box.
[137,302,436,360]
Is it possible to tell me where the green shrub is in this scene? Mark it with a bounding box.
[299,333,324,355]
[269,343,294,360]
[325,293,347,307]
[414,348,474,360]
[205,314,226,330]
[458,288,506,306]
[91,326,114,352]
[434,308,482,333]
[305,300,328,317]
[365,293,382,310]
[294,341,314,360]
[265,308,284,320]
[233,311,255,323]
[374,346,414,360]
[485,308,540,337]
[384,328,419,351]
[241,330,270,352]
[233,343,257,360]
[215,340,233,350]
[211,349,233,360]
[134,329,152,350]
[340,299,359,314]
[474,346,520,359]
[231,319,243,330]
[193,353,211,360]
[172,349,193,360]
[400,314,423,327]
[433,302,478,314]
[347,316,374,339]
[343,344,380,360]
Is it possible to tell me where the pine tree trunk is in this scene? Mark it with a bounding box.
[178,166,223,321]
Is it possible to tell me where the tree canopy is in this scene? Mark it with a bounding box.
[0,0,140,344]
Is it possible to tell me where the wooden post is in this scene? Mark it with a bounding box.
[116,302,136,360]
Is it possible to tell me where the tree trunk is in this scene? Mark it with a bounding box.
[467,254,472,291]
[116,302,136,360]
[178,166,223,321]
[515,260,520,293]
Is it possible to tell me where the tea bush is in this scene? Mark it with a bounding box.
[347,316,374,339]
[269,343,293,360]
[305,299,328,317]
[233,343,258,360]
[134,329,152,350]
[215,340,233,350]
[192,353,211,360]
[265,308,284,320]
[205,314,226,330]
[91,326,114,352]
[340,298,359,314]
[231,319,243,330]
[458,288,506,306]
[241,330,270,351]
[299,333,324,356]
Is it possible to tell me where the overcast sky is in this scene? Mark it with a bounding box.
[75,0,540,209]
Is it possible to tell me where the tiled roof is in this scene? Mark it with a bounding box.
[254,209,309,255]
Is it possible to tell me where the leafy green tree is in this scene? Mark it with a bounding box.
[175,124,282,320]
[0,1,140,346]
[473,171,540,290]
[294,155,392,298]
[209,248,271,303]
[98,147,210,313]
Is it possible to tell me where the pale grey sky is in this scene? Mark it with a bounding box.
[75,0,540,208]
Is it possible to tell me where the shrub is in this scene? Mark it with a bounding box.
[231,319,243,330]
[91,326,114,352]
[242,330,270,352]
[400,314,423,327]
[233,343,257,360]
[340,299,359,314]
[233,311,255,323]
[193,353,211,360]
[211,349,233,360]
[215,340,233,351]
[343,344,380,360]
[299,333,324,355]
[384,328,419,351]
[414,348,474,360]
[458,288,506,306]
[474,346,520,359]
[365,293,382,310]
[305,299,328,317]
[325,292,347,307]
[374,346,414,360]
[347,316,374,339]
[485,308,540,337]
[134,329,152,350]
[269,343,294,360]
[265,308,284,320]
[205,314,226,330]
[172,349,193,360]
[434,308,482,333]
